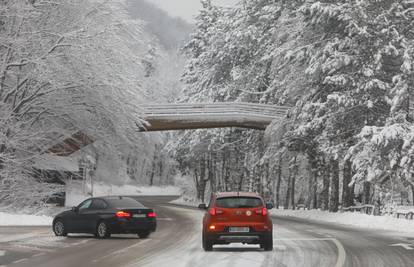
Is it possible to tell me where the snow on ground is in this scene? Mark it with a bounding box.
[0,183,181,226]
[0,212,53,226]
[169,195,200,207]
[271,208,414,234]
[172,197,414,234]
[65,182,182,207]
[131,206,272,267]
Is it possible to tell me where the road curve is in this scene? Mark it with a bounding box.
[1,196,414,267]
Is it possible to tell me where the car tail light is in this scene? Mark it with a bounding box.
[116,211,131,218]
[147,212,157,218]
[208,208,216,216]
[255,208,268,216]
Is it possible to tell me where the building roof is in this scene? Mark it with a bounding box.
[47,131,94,156]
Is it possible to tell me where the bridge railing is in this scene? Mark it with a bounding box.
[142,102,290,118]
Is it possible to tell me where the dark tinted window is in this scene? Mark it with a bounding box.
[106,197,144,208]
[216,197,263,208]
[90,199,107,209]
[78,199,92,210]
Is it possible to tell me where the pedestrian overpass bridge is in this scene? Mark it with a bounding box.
[139,102,290,131]
[46,102,290,156]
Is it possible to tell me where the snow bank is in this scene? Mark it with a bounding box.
[171,198,414,234]
[170,196,200,207]
[0,212,53,226]
[169,174,208,207]
[65,183,182,207]
[271,208,414,234]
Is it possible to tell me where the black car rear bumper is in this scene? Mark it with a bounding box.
[108,218,156,234]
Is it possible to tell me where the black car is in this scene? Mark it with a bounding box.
[53,196,157,239]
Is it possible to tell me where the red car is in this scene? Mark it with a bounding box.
[199,192,273,251]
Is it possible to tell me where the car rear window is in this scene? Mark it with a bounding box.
[215,197,263,208]
[106,197,144,208]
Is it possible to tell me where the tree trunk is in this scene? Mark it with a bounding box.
[288,156,298,209]
[329,158,339,212]
[149,155,156,186]
[196,157,208,202]
[290,174,296,209]
[284,174,291,209]
[306,162,318,209]
[342,159,354,207]
[363,181,371,204]
[320,159,330,210]
[208,154,216,193]
[275,161,282,209]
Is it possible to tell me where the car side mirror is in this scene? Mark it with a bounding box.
[71,206,79,212]
[266,203,274,210]
[198,203,207,210]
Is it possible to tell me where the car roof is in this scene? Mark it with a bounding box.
[214,192,262,198]
[98,196,135,201]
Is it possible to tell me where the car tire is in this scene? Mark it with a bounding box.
[261,232,273,251]
[96,221,111,239]
[137,231,150,239]
[53,219,67,237]
[202,232,213,251]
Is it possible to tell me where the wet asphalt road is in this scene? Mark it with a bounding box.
[1,196,414,267]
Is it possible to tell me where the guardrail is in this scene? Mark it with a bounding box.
[142,102,290,118]
[383,205,414,219]
[342,205,375,215]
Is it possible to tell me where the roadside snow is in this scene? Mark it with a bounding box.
[0,212,52,226]
[65,183,181,207]
[91,183,181,197]
[271,209,414,234]
[169,196,200,207]
[172,198,414,235]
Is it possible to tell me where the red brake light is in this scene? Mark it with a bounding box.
[147,212,157,218]
[208,208,216,216]
[116,211,131,218]
[262,207,268,216]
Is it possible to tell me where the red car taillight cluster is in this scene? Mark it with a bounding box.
[116,211,131,218]
[256,207,268,216]
[209,207,268,216]
[147,212,157,218]
[116,211,157,218]
[208,208,224,215]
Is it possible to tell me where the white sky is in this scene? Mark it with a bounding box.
[148,0,239,23]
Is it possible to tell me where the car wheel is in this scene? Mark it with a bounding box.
[96,221,111,239]
[53,219,67,237]
[261,233,273,251]
[137,231,150,239]
[202,232,213,251]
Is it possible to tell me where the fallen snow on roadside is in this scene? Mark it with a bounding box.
[271,209,414,234]
[131,207,270,267]
[93,183,182,197]
[172,198,414,234]
[169,195,200,207]
[0,212,53,226]
[66,183,182,207]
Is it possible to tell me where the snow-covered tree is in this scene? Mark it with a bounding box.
[0,0,180,209]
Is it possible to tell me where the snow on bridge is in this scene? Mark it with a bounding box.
[139,102,290,131]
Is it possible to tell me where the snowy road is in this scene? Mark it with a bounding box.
[1,196,414,267]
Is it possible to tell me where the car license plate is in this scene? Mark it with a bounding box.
[228,227,249,233]
[133,214,146,218]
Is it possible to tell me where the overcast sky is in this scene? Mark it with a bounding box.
[149,0,239,23]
